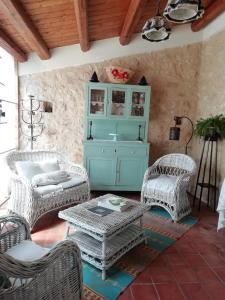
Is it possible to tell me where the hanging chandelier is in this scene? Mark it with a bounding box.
[142,0,171,42]
[164,0,204,23]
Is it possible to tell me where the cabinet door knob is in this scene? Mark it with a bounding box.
[131,151,134,154]
[101,149,104,153]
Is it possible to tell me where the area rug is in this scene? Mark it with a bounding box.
[82,208,197,300]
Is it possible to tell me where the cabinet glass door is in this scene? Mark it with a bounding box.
[130,91,146,118]
[89,88,106,116]
[110,89,126,117]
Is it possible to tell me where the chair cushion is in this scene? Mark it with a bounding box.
[34,185,63,197]
[37,159,60,173]
[6,240,49,262]
[145,174,177,204]
[58,174,85,189]
[32,170,71,187]
[16,161,44,180]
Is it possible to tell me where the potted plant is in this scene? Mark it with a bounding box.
[194,114,225,140]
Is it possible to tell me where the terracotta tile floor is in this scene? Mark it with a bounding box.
[2,193,225,300]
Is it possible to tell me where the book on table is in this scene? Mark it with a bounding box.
[87,206,114,217]
[98,196,132,212]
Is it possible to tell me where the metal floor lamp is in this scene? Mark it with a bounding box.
[169,115,194,154]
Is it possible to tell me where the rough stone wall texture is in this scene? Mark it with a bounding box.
[19,43,202,164]
[192,29,225,192]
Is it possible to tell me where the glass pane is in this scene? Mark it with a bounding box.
[131,92,145,117]
[111,90,125,116]
[90,89,105,115]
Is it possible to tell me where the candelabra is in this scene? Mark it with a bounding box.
[21,95,52,150]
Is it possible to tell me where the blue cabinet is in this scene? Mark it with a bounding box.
[84,82,151,191]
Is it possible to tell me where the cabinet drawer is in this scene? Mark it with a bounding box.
[117,147,147,156]
[85,145,115,157]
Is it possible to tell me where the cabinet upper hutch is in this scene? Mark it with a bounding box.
[84,82,151,191]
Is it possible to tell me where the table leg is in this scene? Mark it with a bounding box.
[140,217,147,245]
[102,234,106,280]
[65,223,70,239]
[102,269,106,281]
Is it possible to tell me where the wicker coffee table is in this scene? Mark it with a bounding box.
[58,194,149,280]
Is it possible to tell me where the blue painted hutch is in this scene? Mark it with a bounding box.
[83,82,151,191]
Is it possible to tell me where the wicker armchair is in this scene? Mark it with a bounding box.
[141,154,196,222]
[6,150,90,229]
[0,215,82,300]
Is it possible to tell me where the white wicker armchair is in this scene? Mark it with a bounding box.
[6,150,90,229]
[0,215,82,300]
[141,154,196,222]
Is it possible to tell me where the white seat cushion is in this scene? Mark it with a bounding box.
[6,240,49,287]
[32,170,70,187]
[58,174,85,189]
[34,184,63,197]
[37,159,60,173]
[15,159,60,182]
[6,240,49,262]
[145,174,177,204]
[16,161,44,180]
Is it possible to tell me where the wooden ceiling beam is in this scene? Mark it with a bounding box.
[0,28,27,62]
[119,0,146,46]
[0,0,50,60]
[192,0,225,32]
[74,0,89,52]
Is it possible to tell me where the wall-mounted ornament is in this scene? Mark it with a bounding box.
[90,72,99,83]
[138,76,148,86]
[106,66,133,84]
[21,95,53,150]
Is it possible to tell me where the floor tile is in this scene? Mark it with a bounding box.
[131,284,158,300]
[154,283,185,300]
[182,254,208,269]
[212,267,225,283]
[180,283,211,300]
[202,254,225,268]
[119,287,133,300]
[193,266,220,283]
[150,255,168,268]
[149,266,174,283]
[201,281,225,300]
[135,267,152,283]
[163,253,186,267]
[169,266,198,283]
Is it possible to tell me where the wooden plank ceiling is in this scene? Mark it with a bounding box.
[0,0,222,62]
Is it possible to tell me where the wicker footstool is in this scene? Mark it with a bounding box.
[58,194,149,280]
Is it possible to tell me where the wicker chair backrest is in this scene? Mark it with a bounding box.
[155,154,196,175]
[5,151,67,172]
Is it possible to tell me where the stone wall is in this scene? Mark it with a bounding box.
[192,29,225,190]
[19,43,202,164]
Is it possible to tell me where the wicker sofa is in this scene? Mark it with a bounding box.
[0,215,82,300]
[6,150,90,229]
[141,153,196,222]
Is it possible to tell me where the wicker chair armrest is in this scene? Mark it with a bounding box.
[10,173,33,190]
[175,172,191,186]
[143,165,160,183]
[0,240,82,279]
[174,173,192,201]
[0,215,31,252]
[66,163,89,181]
